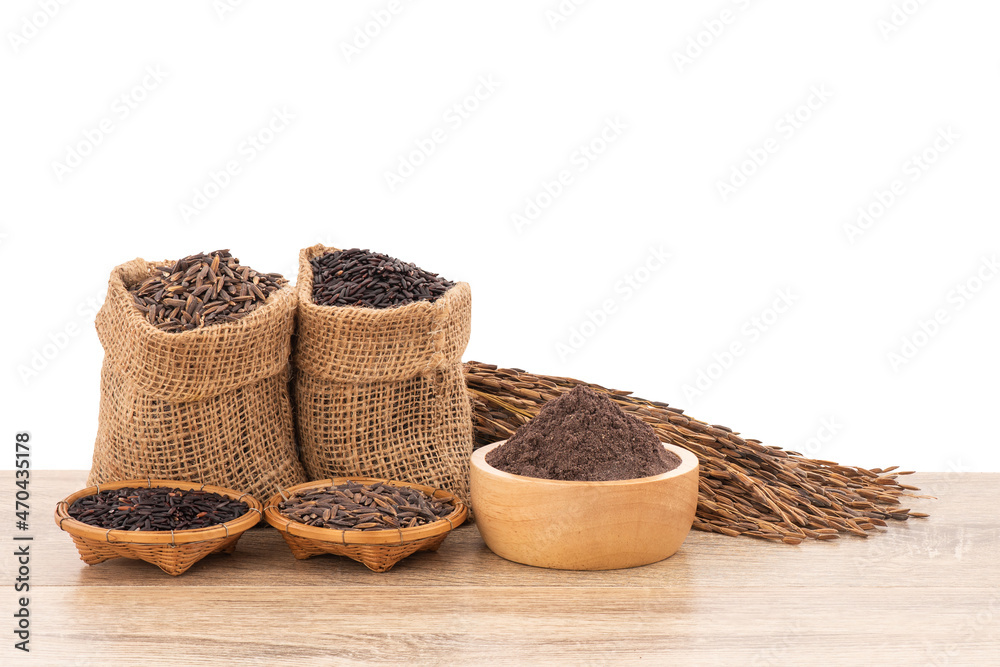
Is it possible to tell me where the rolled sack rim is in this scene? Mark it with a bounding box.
[96,257,297,400]
[293,244,471,382]
[295,243,470,328]
[292,281,472,382]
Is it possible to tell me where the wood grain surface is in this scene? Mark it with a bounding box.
[3,471,998,666]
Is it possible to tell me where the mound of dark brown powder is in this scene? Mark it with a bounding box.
[485,385,680,481]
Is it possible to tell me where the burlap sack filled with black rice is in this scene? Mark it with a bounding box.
[293,244,474,500]
[88,257,307,500]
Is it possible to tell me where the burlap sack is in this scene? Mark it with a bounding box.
[294,244,474,500]
[88,257,307,500]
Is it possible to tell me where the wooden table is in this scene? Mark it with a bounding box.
[5,472,998,665]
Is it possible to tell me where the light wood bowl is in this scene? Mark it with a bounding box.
[470,441,699,570]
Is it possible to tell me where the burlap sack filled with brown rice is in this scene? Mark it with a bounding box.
[293,244,474,501]
[88,255,307,500]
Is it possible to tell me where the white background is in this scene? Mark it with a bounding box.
[1,1,997,473]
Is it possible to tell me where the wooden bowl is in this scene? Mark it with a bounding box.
[470,442,699,570]
[54,479,262,576]
[263,477,468,572]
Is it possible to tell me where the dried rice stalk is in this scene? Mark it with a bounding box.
[465,362,928,544]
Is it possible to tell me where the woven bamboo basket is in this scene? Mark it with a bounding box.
[264,477,468,572]
[55,479,263,576]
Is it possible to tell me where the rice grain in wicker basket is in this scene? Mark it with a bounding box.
[54,479,263,576]
[264,477,468,572]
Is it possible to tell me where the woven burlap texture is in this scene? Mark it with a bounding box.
[88,257,307,500]
[294,244,474,500]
